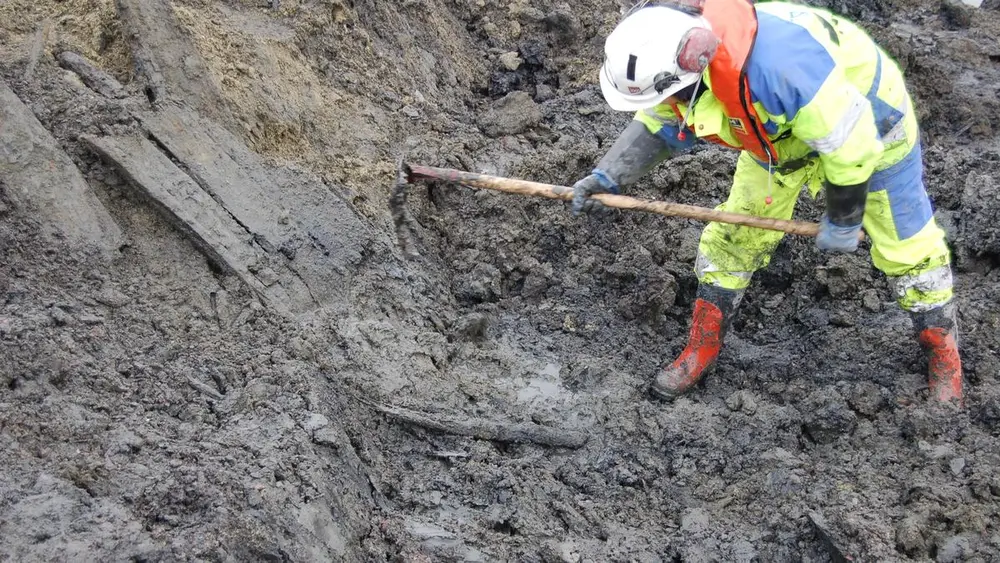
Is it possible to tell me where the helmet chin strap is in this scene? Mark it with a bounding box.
[672,77,774,206]
[676,78,702,142]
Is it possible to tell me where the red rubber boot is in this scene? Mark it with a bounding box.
[912,304,963,406]
[918,328,963,405]
[651,285,741,399]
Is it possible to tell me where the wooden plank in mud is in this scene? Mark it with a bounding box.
[137,104,369,307]
[0,80,122,253]
[115,0,232,124]
[81,133,316,315]
[56,51,125,99]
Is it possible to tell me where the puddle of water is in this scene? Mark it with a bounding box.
[404,518,461,549]
[405,521,455,539]
[516,362,565,403]
[539,362,560,378]
[463,547,487,561]
[517,377,561,402]
[960,0,982,6]
[404,514,486,558]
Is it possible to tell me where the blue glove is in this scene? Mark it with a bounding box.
[816,215,862,252]
[571,169,618,217]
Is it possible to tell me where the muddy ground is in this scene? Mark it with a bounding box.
[2,0,1000,561]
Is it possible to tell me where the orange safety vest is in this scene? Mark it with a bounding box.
[668,0,778,163]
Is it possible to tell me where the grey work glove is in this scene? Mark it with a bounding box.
[816,216,862,252]
[571,170,618,216]
[816,179,868,253]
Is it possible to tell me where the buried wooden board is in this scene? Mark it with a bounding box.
[115,0,232,124]
[82,133,316,315]
[0,80,122,253]
[137,104,370,306]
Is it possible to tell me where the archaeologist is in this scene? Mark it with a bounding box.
[571,0,964,405]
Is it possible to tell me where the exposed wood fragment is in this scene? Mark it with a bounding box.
[23,19,53,82]
[81,132,315,315]
[137,104,368,306]
[372,402,589,449]
[187,376,225,401]
[0,80,122,253]
[56,51,125,98]
[115,0,231,124]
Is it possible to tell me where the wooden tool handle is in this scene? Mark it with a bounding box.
[408,164,858,239]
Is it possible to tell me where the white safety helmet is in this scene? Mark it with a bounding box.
[599,5,720,111]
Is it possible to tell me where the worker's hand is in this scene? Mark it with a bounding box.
[816,216,862,252]
[571,171,617,217]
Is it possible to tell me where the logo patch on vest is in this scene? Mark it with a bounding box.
[728,117,747,134]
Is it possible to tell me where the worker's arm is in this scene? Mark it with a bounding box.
[570,119,669,216]
[571,107,697,216]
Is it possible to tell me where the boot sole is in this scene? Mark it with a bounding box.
[648,364,716,401]
[648,383,681,401]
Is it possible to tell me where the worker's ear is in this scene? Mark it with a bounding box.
[677,27,720,73]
